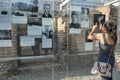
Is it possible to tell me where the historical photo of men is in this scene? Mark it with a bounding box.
[69,11,81,29]
[69,11,81,34]
[42,3,52,18]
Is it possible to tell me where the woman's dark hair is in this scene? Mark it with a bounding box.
[103,21,117,43]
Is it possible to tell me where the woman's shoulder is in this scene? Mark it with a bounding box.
[94,33,103,41]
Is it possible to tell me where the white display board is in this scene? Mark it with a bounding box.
[42,18,53,25]
[20,36,35,46]
[85,42,93,51]
[12,16,27,24]
[0,40,12,47]
[42,39,52,48]
[28,25,42,36]
[0,23,11,30]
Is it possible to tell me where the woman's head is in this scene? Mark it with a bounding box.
[101,21,117,43]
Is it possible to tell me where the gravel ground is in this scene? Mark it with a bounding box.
[8,68,120,80]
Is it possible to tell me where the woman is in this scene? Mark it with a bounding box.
[88,21,117,80]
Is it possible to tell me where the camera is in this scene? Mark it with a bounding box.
[94,14,105,29]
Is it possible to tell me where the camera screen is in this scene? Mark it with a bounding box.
[93,14,105,26]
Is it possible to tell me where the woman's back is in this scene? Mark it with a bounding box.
[99,33,114,57]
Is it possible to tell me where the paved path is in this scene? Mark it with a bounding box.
[8,68,120,80]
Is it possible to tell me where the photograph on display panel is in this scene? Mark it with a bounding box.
[69,11,82,34]
[39,1,53,18]
[42,25,53,39]
[81,7,89,21]
[0,30,12,47]
[27,17,42,26]
[42,25,52,48]
[81,7,90,28]
[0,0,11,23]
[12,0,38,24]
[0,30,12,40]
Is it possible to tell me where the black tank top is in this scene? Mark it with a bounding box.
[99,33,114,57]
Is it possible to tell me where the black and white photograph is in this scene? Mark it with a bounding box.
[42,25,52,48]
[69,11,81,29]
[81,7,89,21]
[42,25,53,39]
[81,7,90,28]
[42,3,52,18]
[94,14,105,27]
[69,11,82,34]
[42,2,53,18]
[38,1,53,18]
[27,17,42,26]
[0,30,12,40]
[0,0,11,23]
[69,5,82,34]
[28,25,42,38]
[12,0,38,24]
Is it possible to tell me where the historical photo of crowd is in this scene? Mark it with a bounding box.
[0,0,11,23]
[27,17,42,26]
[0,30,12,40]
[11,0,38,24]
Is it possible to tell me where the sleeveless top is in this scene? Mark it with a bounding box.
[99,33,114,57]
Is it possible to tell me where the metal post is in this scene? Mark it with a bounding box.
[115,0,120,54]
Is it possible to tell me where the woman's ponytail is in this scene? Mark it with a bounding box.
[103,21,117,43]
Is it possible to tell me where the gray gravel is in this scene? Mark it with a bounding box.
[8,68,120,80]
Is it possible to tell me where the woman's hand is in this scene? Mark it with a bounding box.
[87,24,99,40]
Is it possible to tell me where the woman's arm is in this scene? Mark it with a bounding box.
[88,24,101,40]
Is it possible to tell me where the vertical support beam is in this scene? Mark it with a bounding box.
[115,0,120,53]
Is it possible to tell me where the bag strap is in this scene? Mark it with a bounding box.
[107,43,115,63]
[102,33,107,45]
